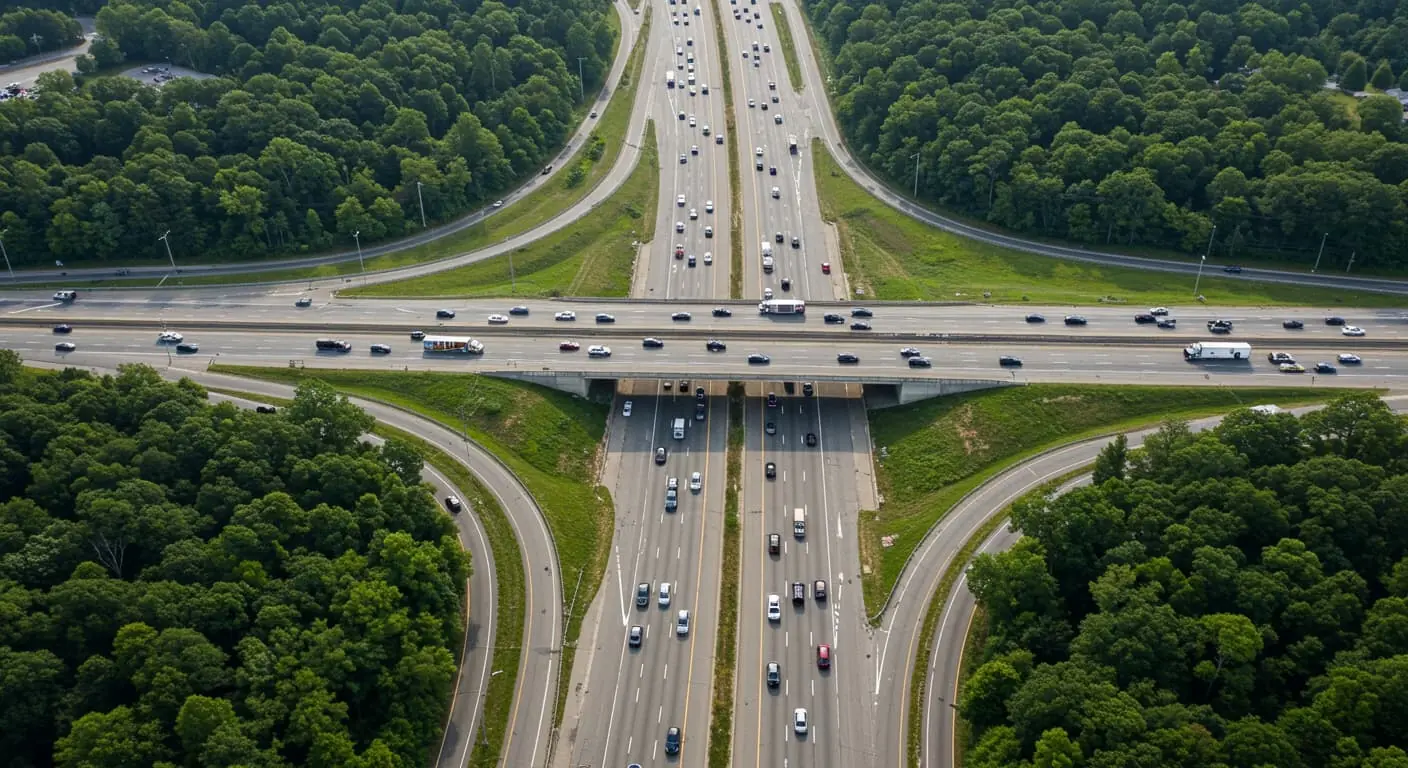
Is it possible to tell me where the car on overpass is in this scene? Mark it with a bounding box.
[53,324,73,334]
[559,341,580,351]
[1314,362,1338,373]
[1343,326,1366,336]
[371,344,391,354]
[824,313,844,324]
[157,330,182,342]
[1000,356,1023,366]
[509,305,530,315]
[712,307,732,317]
[487,314,508,324]
[707,339,727,352]
[851,307,873,317]
[555,311,576,321]
[643,337,664,348]
[672,312,692,321]
[176,343,199,353]
[837,353,859,364]
[909,356,932,368]
[850,321,871,331]
[748,353,770,364]
[1339,353,1362,364]
[409,330,426,340]
[1064,315,1088,325]
[1025,313,1045,323]
[1283,319,1304,329]
[436,308,456,318]
[587,345,611,357]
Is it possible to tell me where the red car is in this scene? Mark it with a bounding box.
[820,262,831,274]
[559,341,580,351]
[817,644,831,669]
[674,244,685,258]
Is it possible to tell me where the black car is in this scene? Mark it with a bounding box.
[748,353,771,364]
[1314,362,1338,373]
[629,625,643,647]
[802,382,814,397]
[371,343,392,354]
[175,343,199,353]
[712,307,733,317]
[1208,320,1233,334]
[681,379,690,390]
[791,236,800,247]
[814,580,827,600]
[780,277,791,291]
[295,296,313,307]
[1325,316,1347,326]
[999,355,1023,366]
[1224,265,1243,274]
[775,232,784,242]
[255,405,277,414]
[672,312,692,321]
[1025,314,1045,323]
[1283,319,1304,329]
[1134,313,1156,324]
[1064,315,1088,326]
[850,321,871,331]
[53,324,73,334]
[665,726,681,755]
[595,313,616,323]
[765,421,776,434]
[410,330,426,340]
[696,386,706,401]
[444,496,463,513]
[655,447,667,465]
[436,308,456,318]
[706,339,727,352]
[643,337,664,348]
[908,356,932,368]
[805,433,818,446]
[836,353,859,364]
[637,582,650,607]
[769,166,777,175]
[792,582,805,603]
[767,661,781,687]
[766,392,778,407]
[766,462,776,479]
[509,306,530,315]
[824,313,845,324]
[851,307,873,318]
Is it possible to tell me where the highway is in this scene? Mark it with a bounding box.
[911,396,1408,768]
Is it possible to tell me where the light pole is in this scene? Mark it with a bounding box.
[352,230,364,272]
[1346,251,1356,273]
[0,228,12,279]
[508,250,516,293]
[158,230,176,270]
[1311,232,1328,272]
[577,57,587,101]
[910,151,921,197]
[1193,224,1215,297]
[416,181,427,228]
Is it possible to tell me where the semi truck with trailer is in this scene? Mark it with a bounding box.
[1183,341,1251,361]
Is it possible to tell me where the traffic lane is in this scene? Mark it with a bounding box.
[13,329,1408,386]
[734,396,772,768]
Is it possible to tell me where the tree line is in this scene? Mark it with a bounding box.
[961,393,1408,767]
[804,0,1408,271]
[0,7,82,62]
[0,353,471,767]
[0,0,615,267]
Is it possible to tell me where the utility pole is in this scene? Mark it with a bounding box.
[508,250,517,293]
[0,228,12,279]
[910,151,921,197]
[1194,224,1215,297]
[352,231,364,272]
[416,181,427,228]
[1311,232,1328,273]
[158,230,176,270]
[1346,251,1356,273]
[577,57,587,101]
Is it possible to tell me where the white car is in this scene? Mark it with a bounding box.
[1338,353,1362,364]
[623,400,633,417]
[677,194,686,206]
[794,708,808,735]
[1342,326,1366,336]
[690,208,698,219]
[676,221,685,232]
[487,314,509,324]
[1149,306,1170,315]
[771,186,780,198]
[755,146,763,156]
[690,471,702,492]
[688,115,696,126]
[763,288,773,300]
[659,582,672,607]
[676,609,690,635]
[157,331,183,343]
[555,311,576,321]
[588,345,612,357]
[492,200,504,208]
[704,252,713,265]
[705,200,714,213]
[767,595,781,621]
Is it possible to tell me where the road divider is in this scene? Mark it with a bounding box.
[708,0,744,298]
[708,383,745,767]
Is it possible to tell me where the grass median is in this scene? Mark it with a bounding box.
[202,386,525,768]
[207,366,614,735]
[859,384,1360,617]
[709,0,744,299]
[347,121,658,298]
[768,4,803,92]
[708,383,745,767]
[811,140,1407,308]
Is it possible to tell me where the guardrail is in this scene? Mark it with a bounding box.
[8,316,1408,350]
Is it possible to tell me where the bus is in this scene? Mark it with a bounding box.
[423,336,485,354]
[759,299,805,315]
[666,71,675,88]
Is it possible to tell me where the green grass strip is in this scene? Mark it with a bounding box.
[768,4,803,92]
[347,121,659,298]
[809,139,1407,307]
[710,0,744,299]
[860,385,1361,618]
[709,383,745,767]
[202,386,525,768]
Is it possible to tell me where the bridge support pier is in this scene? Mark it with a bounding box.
[890,378,1011,407]
[488,371,595,398]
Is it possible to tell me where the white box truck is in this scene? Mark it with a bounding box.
[1183,341,1251,361]
[793,508,806,537]
[673,417,686,439]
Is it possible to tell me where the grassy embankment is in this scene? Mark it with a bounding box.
[36,8,645,289]
[811,139,1407,307]
[207,366,614,735]
[768,3,804,92]
[708,0,744,298]
[708,384,745,767]
[202,387,525,768]
[860,384,1362,615]
[347,121,659,298]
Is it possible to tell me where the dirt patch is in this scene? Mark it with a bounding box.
[953,404,987,456]
[1036,394,1090,405]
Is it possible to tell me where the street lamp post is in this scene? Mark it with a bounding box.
[1193,224,1215,298]
[158,230,176,270]
[416,181,427,228]
[1312,232,1328,273]
[0,228,13,279]
[353,230,364,272]
[910,151,921,197]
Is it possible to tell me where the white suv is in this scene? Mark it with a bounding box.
[794,708,808,735]
[588,345,612,357]
[690,472,702,492]
[676,610,690,635]
[767,595,781,621]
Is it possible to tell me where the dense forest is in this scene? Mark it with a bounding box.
[0,7,82,61]
[0,0,614,266]
[805,0,1408,270]
[961,393,1408,767]
[0,353,471,767]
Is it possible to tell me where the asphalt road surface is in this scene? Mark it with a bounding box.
[910,396,1408,768]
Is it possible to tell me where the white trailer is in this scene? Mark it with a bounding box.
[672,417,686,439]
[1184,341,1251,361]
